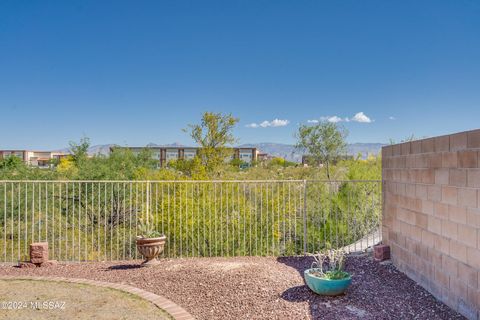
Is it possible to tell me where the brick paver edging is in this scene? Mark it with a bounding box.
[0,275,195,320]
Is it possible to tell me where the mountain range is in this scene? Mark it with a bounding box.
[238,142,384,162]
[58,142,385,162]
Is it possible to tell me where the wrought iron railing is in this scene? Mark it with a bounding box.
[0,180,381,262]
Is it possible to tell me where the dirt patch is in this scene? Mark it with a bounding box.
[0,279,170,320]
[208,261,249,271]
[0,255,466,320]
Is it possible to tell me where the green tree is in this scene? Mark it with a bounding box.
[69,137,90,165]
[135,148,159,169]
[185,112,239,176]
[167,157,208,179]
[0,155,25,170]
[295,121,348,180]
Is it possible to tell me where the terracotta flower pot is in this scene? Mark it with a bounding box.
[136,236,166,267]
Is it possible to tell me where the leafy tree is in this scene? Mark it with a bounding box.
[56,156,78,177]
[0,155,25,170]
[69,137,90,165]
[269,157,286,167]
[295,121,348,180]
[229,158,244,168]
[103,148,138,179]
[267,157,297,168]
[230,158,253,170]
[167,157,208,179]
[342,155,381,181]
[135,148,159,170]
[0,155,58,180]
[185,112,239,176]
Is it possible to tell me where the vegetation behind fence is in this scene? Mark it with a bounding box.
[0,180,381,262]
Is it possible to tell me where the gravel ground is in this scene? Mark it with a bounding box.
[0,254,465,320]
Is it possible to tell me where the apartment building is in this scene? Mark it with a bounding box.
[0,150,67,167]
[112,146,258,167]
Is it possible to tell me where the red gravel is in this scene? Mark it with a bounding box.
[0,254,464,320]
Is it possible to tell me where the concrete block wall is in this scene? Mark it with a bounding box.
[382,129,480,319]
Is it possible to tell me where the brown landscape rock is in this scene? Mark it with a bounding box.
[18,260,59,268]
[18,262,37,269]
[41,260,58,267]
[30,242,49,264]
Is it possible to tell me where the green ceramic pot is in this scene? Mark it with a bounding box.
[304,268,352,296]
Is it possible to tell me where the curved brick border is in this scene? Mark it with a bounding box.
[0,275,194,320]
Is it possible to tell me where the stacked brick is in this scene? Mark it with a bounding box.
[382,129,480,320]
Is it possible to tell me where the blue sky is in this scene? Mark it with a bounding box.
[1,1,479,149]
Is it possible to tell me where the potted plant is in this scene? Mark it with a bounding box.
[136,218,166,267]
[304,249,351,296]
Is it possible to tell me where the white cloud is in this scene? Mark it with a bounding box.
[389,116,396,120]
[350,112,373,123]
[270,119,290,127]
[309,111,373,124]
[320,116,344,123]
[246,118,290,128]
[259,120,271,127]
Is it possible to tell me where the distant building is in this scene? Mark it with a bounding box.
[0,150,67,168]
[111,146,258,167]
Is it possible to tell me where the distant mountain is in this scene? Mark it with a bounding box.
[55,144,116,156]
[239,142,385,162]
[56,142,385,161]
[347,143,386,159]
[88,144,116,156]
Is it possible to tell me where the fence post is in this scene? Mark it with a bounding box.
[303,179,308,255]
[146,181,150,225]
